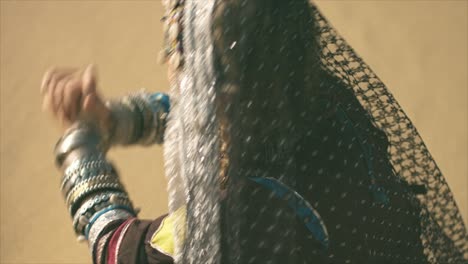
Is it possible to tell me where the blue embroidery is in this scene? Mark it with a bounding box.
[249,177,329,249]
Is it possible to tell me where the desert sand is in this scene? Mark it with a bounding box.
[1,1,466,263]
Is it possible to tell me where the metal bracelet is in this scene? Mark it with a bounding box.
[122,96,144,144]
[65,173,118,202]
[63,153,106,176]
[73,192,130,224]
[87,208,135,252]
[106,92,170,146]
[66,177,125,215]
[62,159,110,190]
[61,159,115,198]
[128,94,150,143]
[54,121,136,244]
[84,205,135,239]
[141,96,157,144]
[121,95,144,145]
[73,191,133,236]
[150,93,170,144]
[54,125,103,168]
[65,174,123,209]
[106,100,137,145]
[137,92,170,145]
[75,199,133,237]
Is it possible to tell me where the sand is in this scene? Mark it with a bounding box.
[1,1,466,263]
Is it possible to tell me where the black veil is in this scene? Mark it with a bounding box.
[161,1,467,263]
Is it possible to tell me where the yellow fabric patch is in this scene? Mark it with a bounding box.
[150,207,186,257]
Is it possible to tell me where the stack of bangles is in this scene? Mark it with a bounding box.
[53,92,170,257]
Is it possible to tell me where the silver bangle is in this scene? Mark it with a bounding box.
[67,178,125,215]
[61,159,113,197]
[63,153,106,176]
[106,100,138,145]
[53,121,137,246]
[105,92,169,146]
[73,192,133,235]
[54,125,103,167]
[61,159,107,189]
[121,96,142,143]
[87,209,135,252]
[128,94,150,143]
[65,173,118,202]
[137,92,170,145]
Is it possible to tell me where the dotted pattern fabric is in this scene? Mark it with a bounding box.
[163,1,468,263]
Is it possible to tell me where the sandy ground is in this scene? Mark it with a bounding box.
[0,1,466,263]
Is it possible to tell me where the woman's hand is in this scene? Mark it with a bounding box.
[41,64,111,131]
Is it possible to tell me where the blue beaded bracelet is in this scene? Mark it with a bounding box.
[84,204,135,239]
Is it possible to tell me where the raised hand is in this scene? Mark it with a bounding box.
[40,64,111,131]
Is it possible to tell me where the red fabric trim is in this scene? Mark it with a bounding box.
[107,218,136,264]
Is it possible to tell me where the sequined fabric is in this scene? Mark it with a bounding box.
[162,1,468,263]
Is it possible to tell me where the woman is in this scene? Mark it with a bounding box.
[41,1,467,263]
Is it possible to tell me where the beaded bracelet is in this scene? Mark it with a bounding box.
[63,153,106,176]
[67,177,125,215]
[84,205,135,239]
[87,207,135,256]
[86,208,135,251]
[61,159,114,197]
[54,123,137,247]
[72,191,133,235]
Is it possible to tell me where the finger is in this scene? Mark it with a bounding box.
[41,68,55,95]
[42,91,52,112]
[47,72,72,114]
[82,93,109,121]
[63,79,82,122]
[59,110,72,130]
[81,93,95,122]
[82,64,97,95]
[41,67,77,95]
[45,75,59,113]
[82,93,98,115]
[52,77,69,115]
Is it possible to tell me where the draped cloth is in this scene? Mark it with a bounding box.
[162,1,468,263]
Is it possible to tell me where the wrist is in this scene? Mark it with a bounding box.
[105,92,170,147]
[54,125,136,246]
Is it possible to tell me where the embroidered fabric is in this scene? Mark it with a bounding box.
[162,1,467,263]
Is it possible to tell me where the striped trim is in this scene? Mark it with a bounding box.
[107,218,136,264]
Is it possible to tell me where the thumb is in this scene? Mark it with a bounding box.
[82,93,110,123]
[82,64,97,95]
[81,64,110,122]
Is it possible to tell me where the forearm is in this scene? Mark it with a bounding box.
[54,112,173,264]
[55,125,135,261]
